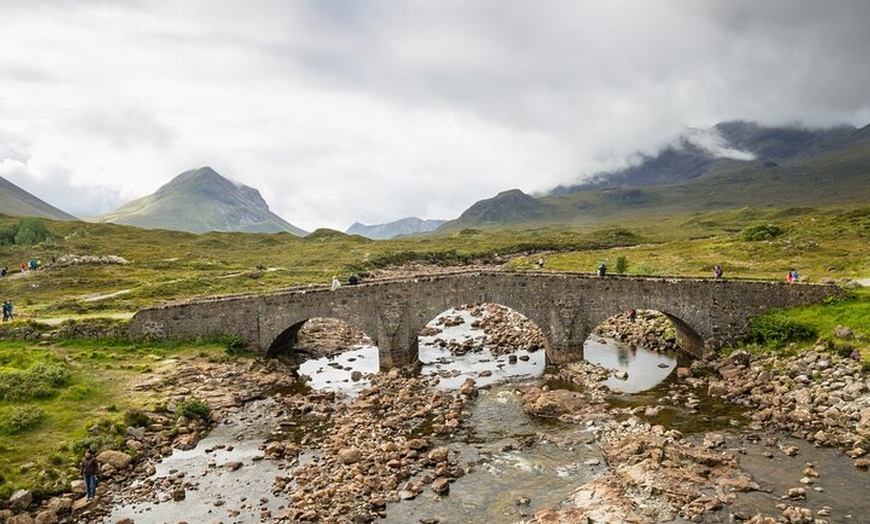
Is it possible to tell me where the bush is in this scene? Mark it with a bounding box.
[71,434,120,455]
[176,399,212,421]
[748,314,816,347]
[740,222,784,241]
[0,407,45,435]
[123,409,152,428]
[14,217,51,246]
[615,255,629,274]
[0,362,71,401]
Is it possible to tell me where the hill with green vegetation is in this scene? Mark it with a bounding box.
[0,202,867,501]
[0,176,78,221]
[91,166,307,235]
[439,122,870,232]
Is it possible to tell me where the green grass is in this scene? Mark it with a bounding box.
[0,340,230,499]
[0,203,867,497]
[2,204,867,318]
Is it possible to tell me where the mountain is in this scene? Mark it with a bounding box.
[438,189,549,231]
[92,167,307,235]
[445,121,870,230]
[0,176,78,221]
[346,217,447,239]
[552,121,865,193]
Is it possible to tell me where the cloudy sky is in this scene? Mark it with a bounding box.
[1,1,868,232]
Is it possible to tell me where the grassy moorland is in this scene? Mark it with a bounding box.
[0,203,867,499]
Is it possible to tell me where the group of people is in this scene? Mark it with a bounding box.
[786,269,800,283]
[2,300,12,322]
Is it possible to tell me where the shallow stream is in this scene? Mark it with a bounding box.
[105,309,866,523]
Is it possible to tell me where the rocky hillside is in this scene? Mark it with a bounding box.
[443,121,870,230]
[440,189,548,230]
[0,176,78,221]
[92,167,307,235]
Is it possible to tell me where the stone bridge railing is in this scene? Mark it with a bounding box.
[128,271,841,369]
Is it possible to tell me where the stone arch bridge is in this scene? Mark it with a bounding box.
[128,271,840,369]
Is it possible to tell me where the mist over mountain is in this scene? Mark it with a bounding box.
[91,167,307,235]
[346,217,447,239]
[0,176,78,221]
[442,121,869,230]
[552,121,866,194]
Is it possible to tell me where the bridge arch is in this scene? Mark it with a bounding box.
[266,316,375,361]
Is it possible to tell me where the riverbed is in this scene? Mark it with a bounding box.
[101,307,867,524]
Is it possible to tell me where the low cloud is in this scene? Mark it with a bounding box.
[0,1,867,230]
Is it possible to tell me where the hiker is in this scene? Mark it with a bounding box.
[331,275,341,291]
[597,263,607,277]
[713,265,723,279]
[348,274,359,285]
[536,258,545,269]
[787,269,799,283]
[0,266,6,277]
[81,448,99,500]
[2,301,12,322]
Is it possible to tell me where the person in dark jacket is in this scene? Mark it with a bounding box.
[81,449,98,500]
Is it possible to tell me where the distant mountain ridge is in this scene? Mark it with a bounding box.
[0,176,78,221]
[553,121,866,193]
[92,167,307,235]
[346,217,446,239]
[443,121,870,231]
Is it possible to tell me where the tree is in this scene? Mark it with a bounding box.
[13,218,50,246]
[0,223,17,245]
[615,255,629,274]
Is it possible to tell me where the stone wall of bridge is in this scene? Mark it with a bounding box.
[128,271,841,369]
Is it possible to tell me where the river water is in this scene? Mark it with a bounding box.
[106,308,866,523]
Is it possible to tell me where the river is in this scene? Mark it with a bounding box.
[105,307,867,524]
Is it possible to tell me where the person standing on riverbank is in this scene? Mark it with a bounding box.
[81,449,98,500]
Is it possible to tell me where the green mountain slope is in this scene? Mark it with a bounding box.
[92,167,307,235]
[438,189,549,232]
[444,122,870,231]
[0,176,78,221]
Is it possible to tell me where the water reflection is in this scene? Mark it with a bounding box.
[297,306,548,395]
[418,307,546,390]
[583,337,676,393]
[296,346,379,394]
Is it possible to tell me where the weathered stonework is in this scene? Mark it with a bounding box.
[128,271,841,369]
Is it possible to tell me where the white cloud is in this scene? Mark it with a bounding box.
[0,0,868,231]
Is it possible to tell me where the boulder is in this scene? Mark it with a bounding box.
[97,449,133,470]
[34,510,58,524]
[9,489,32,511]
